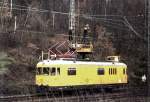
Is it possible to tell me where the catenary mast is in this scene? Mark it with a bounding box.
[69,0,76,42]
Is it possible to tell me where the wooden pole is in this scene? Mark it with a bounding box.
[147,0,150,100]
[14,16,17,33]
[10,0,12,16]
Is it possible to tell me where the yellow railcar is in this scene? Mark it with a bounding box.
[36,59,127,89]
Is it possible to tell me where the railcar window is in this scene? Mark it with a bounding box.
[36,68,42,75]
[111,68,112,74]
[109,68,112,75]
[43,67,49,75]
[97,68,104,75]
[109,68,117,75]
[114,69,116,74]
[123,68,126,75]
[57,68,60,75]
[68,68,76,75]
[50,67,56,76]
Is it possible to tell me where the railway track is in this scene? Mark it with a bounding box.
[0,89,147,102]
[0,94,37,102]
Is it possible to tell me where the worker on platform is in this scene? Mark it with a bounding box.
[82,24,90,44]
[69,29,73,41]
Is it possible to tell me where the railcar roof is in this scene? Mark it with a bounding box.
[37,59,127,66]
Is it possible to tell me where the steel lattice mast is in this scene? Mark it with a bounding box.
[69,0,76,42]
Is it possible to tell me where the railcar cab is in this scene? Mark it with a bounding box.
[36,64,62,87]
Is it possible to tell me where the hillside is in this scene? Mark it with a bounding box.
[0,0,147,94]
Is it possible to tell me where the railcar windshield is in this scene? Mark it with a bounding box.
[36,67,60,75]
[43,67,49,75]
[36,67,50,75]
[50,67,56,76]
[36,67,42,75]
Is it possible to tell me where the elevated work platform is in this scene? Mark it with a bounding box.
[70,43,93,53]
[106,56,120,62]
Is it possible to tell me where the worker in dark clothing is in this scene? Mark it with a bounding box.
[69,29,73,41]
[82,24,89,44]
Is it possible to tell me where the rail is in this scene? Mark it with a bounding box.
[0,87,147,102]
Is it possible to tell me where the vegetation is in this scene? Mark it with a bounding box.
[0,52,14,74]
[0,0,147,94]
